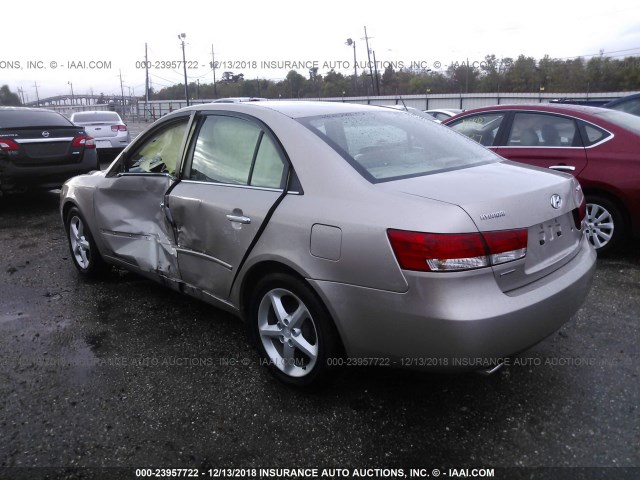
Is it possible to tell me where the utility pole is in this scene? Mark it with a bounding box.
[17,87,25,105]
[119,70,126,119]
[68,81,75,105]
[178,33,189,106]
[211,44,217,97]
[145,42,150,103]
[372,50,380,96]
[363,26,375,96]
[345,38,358,96]
[33,82,40,107]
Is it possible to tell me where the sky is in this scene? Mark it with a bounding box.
[3,0,640,101]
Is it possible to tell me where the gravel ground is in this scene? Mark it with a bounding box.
[0,190,638,480]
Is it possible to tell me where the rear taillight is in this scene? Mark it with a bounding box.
[482,230,528,266]
[72,136,96,149]
[0,138,19,151]
[572,184,586,230]
[111,124,127,132]
[387,229,528,272]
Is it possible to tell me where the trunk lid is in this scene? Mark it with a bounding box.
[2,126,86,166]
[78,123,118,139]
[381,161,586,291]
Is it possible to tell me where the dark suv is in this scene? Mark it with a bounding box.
[0,107,98,193]
[603,93,640,117]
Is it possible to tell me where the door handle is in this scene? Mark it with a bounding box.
[226,214,251,224]
[549,165,576,172]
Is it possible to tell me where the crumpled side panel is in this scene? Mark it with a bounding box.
[94,174,179,278]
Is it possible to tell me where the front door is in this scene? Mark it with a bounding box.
[94,116,191,277]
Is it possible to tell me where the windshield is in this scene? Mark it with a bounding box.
[593,109,640,135]
[298,111,497,183]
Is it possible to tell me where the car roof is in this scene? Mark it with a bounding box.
[603,92,640,108]
[71,110,120,115]
[0,106,57,113]
[210,97,267,103]
[443,103,618,123]
[454,103,611,114]
[176,100,388,119]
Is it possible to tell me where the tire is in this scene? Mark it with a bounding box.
[249,273,341,389]
[65,207,108,277]
[584,195,626,254]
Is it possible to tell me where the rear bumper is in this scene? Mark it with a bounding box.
[0,150,98,191]
[309,236,596,369]
[93,135,130,150]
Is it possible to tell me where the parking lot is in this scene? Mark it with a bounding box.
[0,184,638,478]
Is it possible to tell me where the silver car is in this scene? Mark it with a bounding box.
[60,101,596,388]
[70,111,131,156]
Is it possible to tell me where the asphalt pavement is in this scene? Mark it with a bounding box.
[0,190,638,480]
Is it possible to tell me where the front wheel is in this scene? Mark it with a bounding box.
[249,273,341,389]
[65,207,108,277]
[584,195,626,254]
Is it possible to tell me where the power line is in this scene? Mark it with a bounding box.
[554,46,640,61]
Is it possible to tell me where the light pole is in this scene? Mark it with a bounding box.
[68,81,75,106]
[210,45,217,97]
[345,38,358,95]
[178,33,189,106]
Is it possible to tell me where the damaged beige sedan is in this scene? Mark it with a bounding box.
[61,101,596,388]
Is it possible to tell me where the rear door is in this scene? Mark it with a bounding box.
[495,111,588,176]
[168,113,289,301]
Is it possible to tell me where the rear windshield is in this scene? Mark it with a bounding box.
[592,109,640,135]
[298,111,497,183]
[0,109,72,128]
[72,112,121,123]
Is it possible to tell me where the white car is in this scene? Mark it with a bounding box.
[70,111,130,157]
[424,109,464,122]
[384,105,439,121]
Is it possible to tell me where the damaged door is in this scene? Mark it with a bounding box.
[168,113,288,300]
[94,117,190,278]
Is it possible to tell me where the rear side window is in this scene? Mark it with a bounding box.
[189,116,260,184]
[300,111,498,183]
[251,136,286,188]
[507,113,579,147]
[0,109,72,128]
[580,122,611,146]
[187,115,287,189]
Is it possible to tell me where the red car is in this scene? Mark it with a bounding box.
[444,104,640,252]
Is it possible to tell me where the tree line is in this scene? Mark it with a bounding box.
[1,54,637,106]
[149,54,640,100]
